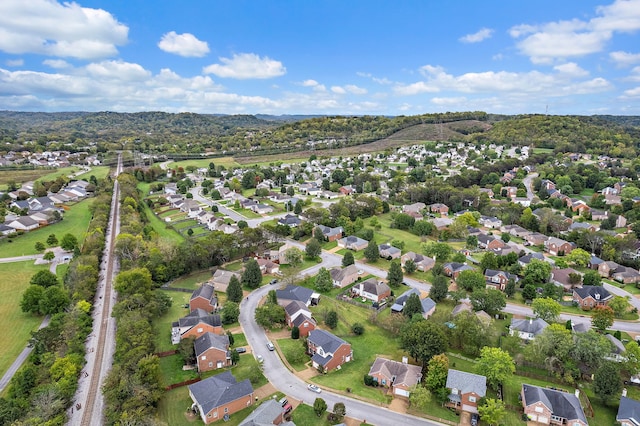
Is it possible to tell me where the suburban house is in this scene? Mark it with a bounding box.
[550,268,582,291]
[190,283,218,313]
[403,202,426,215]
[617,396,640,426]
[501,224,530,237]
[484,269,515,291]
[329,264,360,288]
[510,318,549,341]
[605,333,627,362]
[238,399,286,426]
[256,258,280,275]
[368,357,422,398]
[195,332,231,372]
[400,252,435,272]
[518,252,546,268]
[307,329,353,371]
[171,309,223,344]
[390,288,436,318]
[524,232,549,246]
[612,266,640,284]
[276,285,319,307]
[337,235,369,251]
[351,278,391,303]
[189,371,253,424]
[544,237,575,256]
[277,214,302,228]
[477,234,506,251]
[445,369,487,414]
[573,286,612,309]
[597,260,619,277]
[379,244,401,260]
[427,203,449,216]
[285,301,316,337]
[266,242,296,264]
[211,270,242,294]
[443,262,474,279]
[521,384,588,426]
[479,215,502,229]
[316,225,344,242]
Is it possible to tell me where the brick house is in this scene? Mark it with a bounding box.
[443,262,474,279]
[189,371,253,424]
[427,203,449,216]
[190,283,218,313]
[617,396,640,426]
[337,235,368,251]
[573,285,612,309]
[307,329,353,371]
[612,266,640,284]
[329,264,360,288]
[276,285,318,307]
[484,269,514,291]
[351,278,391,303]
[256,258,280,275]
[195,332,231,372]
[446,369,487,414]
[368,357,422,398]
[400,252,435,272]
[379,243,401,260]
[171,309,223,344]
[544,237,575,256]
[524,232,548,246]
[521,384,587,426]
[283,300,316,337]
[316,225,344,242]
[211,270,241,294]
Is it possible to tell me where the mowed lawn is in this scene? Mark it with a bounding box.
[0,198,92,258]
[0,261,50,378]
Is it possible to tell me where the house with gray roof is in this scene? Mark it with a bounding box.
[171,308,223,344]
[238,399,286,426]
[390,288,436,318]
[446,369,487,414]
[351,278,391,303]
[211,269,241,293]
[368,357,422,398]
[329,264,360,288]
[276,285,318,307]
[307,329,352,371]
[521,384,588,425]
[605,333,626,362]
[518,252,546,268]
[190,283,218,313]
[195,332,231,372]
[400,252,435,272]
[510,318,549,341]
[316,225,343,242]
[573,285,612,309]
[617,396,640,426]
[337,235,368,251]
[189,371,254,424]
[378,244,401,260]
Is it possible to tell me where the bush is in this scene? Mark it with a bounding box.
[364,375,378,386]
[351,323,365,335]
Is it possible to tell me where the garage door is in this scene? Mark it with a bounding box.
[538,416,548,423]
[394,388,410,397]
[528,415,537,422]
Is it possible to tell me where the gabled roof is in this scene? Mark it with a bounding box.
[368,357,422,388]
[308,329,348,353]
[605,333,625,355]
[176,308,221,329]
[358,278,390,296]
[194,332,229,356]
[239,399,282,426]
[510,318,549,335]
[284,300,309,317]
[189,372,253,415]
[330,264,359,282]
[519,252,545,264]
[446,369,486,397]
[191,283,216,302]
[573,285,612,301]
[522,384,587,424]
[276,285,314,304]
[617,396,640,424]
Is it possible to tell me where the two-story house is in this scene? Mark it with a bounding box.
[171,309,223,344]
[573,286,612,310]
[522,384,588,426]
[307,329,352,372]
[329,264,360,288]
[484,269,515,291]
[617,396,640,426]
[351,278,391,303]
[189,371,253,424]
[195,332,231,372]
[509,318,549,341]
[190,283,218,313]
[446,369,487,414]
[544,237,575,256]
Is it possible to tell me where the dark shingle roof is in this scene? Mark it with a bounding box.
[191,283,215,302]
[446,369,486,397]
[177,308,221,329]
[573,285,612,301]
[276,285,313,304]
[194,332,229,356]
[238,399,282,426]
[617,396,640,423]
[522,384,587,424]
[189,372,253,415]
[308,329,347,354]
[510,318,549,335]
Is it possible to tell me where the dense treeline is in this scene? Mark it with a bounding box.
[0,176,113,425]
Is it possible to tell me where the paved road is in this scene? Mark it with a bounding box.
[523,172,538,202]
[240,283,444,426]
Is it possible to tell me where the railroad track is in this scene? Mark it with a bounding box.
[79,154,122,426]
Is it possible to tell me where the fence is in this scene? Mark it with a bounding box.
[155,349,178,358]
[165,377,201,391]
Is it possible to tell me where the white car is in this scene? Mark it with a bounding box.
[266,342,275,351]
[307,384,321,393]
[256,354,264,363]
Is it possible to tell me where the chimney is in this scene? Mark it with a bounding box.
[529,318,533,325]
[623,388,628,397]
[574,389,580,398]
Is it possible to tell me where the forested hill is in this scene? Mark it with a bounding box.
[0,110,638,158]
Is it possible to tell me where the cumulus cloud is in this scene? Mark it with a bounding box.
[6,59,23,67]
[509,0,640,64]
[203,53,286,79]
[553,62,589,77]
[610,51,640,66]
[459,28,494,43]
[86,60,151,81]
[43,59,70,69]
[300,79,326,91]
[158,31,210,57]
[431,96,468,105]
[331,84,367,95]
[0,0,128,59]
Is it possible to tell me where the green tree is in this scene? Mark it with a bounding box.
[476,347,515,390]
[178,337,196,364]
[583,270,602,286]
[531,297,561,323]
[60,233,78,251]
[305,238,321,259]
[403,294,423,318]
[593,362,622,404]
[332,402,346,423]
[254,304,286,328]
[505,278,516,298]
[364,239,379,263]
[30,270,59,287]
[242,258,262,289]
[425,353,449,392]
[226,275,243,303]
[456,270,485,291]
[525,324,574,371]
[114,268,153,297]
[572,330,612,371]
[351,323,365,335]
[46,233,58,247]
[34,241,45,252]
[470,288,506,316]
[451,311,495,357]
[221,301,240,324]
[291,325,300,339]
[400,320,447,365]
[294,201,302,214]
[387,260,404,288]
[609,296,631,318]
[466,235,478,249]
[39,286,70,315]
[409,385,432,411]
[422,242,452,262]
[342,251,355,267]
[480,252,498,270]
[314,267,333,293]
[20,285,44,314]
[566,248,591,267]
[592,305,614,331]
[523,259,551,286]
[624,340,640,376]
[325,310,338,329]
[313,398,327,417]
[429,275,449,302]
[478,398,506,426]
[404,259,416,274]
[43,250,55,262]
[522,284,537,301]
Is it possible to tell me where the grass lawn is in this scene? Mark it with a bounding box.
[156,387,197,426]
[141,199,185,244]
[234,208,261,219]
[276,338,308,371]
[152,290,190,353]
[169,269,213,289]
[308,299,404,404]
[170,157,239,170]
[159,354,198,387]
[0,168,72,189]
[0,199,92,258]
[86,166,111,180]
[290,403,335,426]
[231,332,247,349]
[0,261,50,378]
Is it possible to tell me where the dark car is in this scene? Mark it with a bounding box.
[235,347,247,353]
[470,413,479,426]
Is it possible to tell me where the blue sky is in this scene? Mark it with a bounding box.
[0,0,639,115]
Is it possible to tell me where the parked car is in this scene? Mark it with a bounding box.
[269,279,278,285]
[235,347,246,353]
[307,384,321,393]
[256,354,264,363]
[267,342,275,351]
[471,413,479,426]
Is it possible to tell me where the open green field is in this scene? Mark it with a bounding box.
[85,166,112,180]
[152,290,190,353]
[159,354,198,386]
[0,198,92,258]
[0,166,85,190]
[168,269,213,290]
[141,199,185,244]
[169,157,239,170]
[290,403,335,426]
[0,261,50,378]
[276,338,309,371]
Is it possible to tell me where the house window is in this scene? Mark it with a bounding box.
[208,362,213,367]
[551,415,562,422]
[213,412,218,418]
[197,327,203,333]
[535,406,543,413]
[224,408,228,413]
[304,323,308,327]
[469,396,476,403]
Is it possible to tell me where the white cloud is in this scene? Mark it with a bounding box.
[331,84,367,95]
[610,51,640,66]
[86,60,151,81]
[553,62,589,77]
[331,86,346,94]
[6,59,23,67]
[431,96,468,105]
[459,28,494,43]
[300,79,326,91]
[394,81,440,95]
[0,0,128,59]
[203,53,286,79]
[357,72,392,85]
[43,59,70,69]
[622,86,640,97]
[158,31,209,57]
[592,0,640,32]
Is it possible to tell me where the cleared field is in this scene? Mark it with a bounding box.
[169,157,239,170]
[0,261,50,379]
[0,198,92,258]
